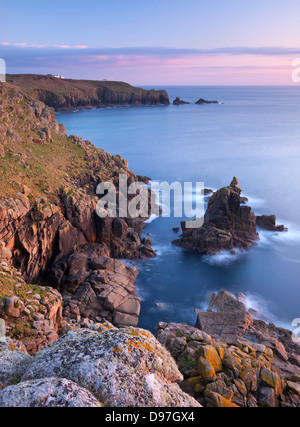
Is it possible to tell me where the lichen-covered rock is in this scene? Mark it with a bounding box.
[0,338,32,387]
[157,321,300,407]
[205,390,239,407]
[0,262,63,355]
[22,327,200,407]
[0,377,103,407]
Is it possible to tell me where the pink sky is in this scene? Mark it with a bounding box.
[1,43,299,85]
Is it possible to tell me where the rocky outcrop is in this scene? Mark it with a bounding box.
[256,215,286,232]
[196,292,300,373]
[7,74,170,111]
[173,178,285,255]
[50,245,141,328]
[158,294,300,407]
[173,97,190,105]
[2,325,200,407]
[195,98,219,105]
[0,253,63,355]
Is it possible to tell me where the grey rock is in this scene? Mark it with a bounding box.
[0,338,33,387]
[22,327,200,407]
[0,377,102,407]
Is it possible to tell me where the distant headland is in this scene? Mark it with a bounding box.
[6,74,171,111]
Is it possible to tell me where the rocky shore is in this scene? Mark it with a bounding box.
[0,82,156,351]
[0,80,299,407]
[173,177,286,255]
[1,291,299,407]
[158,291,300,407]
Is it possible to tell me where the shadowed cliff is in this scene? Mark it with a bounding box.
[6,74,170,111]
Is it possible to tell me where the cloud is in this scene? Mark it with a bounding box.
[1,44,300,60]
[0,43,297,84]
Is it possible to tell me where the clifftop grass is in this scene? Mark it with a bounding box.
[0,82,133,201]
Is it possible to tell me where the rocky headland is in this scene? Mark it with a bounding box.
[6,74,170,111]
[173,177,286,255]
[0,81,156,352]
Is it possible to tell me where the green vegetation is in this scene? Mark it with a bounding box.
[0,273,46,305]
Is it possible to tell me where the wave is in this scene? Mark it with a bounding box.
[201,249,246,267]
[199,290,292,331]
[243,194,266,208]
[151,243,177,257]
[258,220,300,247]
[145,214,159,224]
[242,291,293,331]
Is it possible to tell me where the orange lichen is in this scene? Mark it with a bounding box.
[143,343,153,352]
[125,330,140,337]
[9,341,17,351]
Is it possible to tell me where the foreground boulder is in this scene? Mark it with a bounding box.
[0,377,103,407]
[0,338,32,388]
[173,178,285,255]
[21,326,200,407]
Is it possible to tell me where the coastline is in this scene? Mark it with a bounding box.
[0,80,300,407]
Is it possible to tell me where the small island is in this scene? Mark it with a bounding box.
[195,98,219,105]
[173,97,190,105]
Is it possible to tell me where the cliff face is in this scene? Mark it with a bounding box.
[6,74,170,111]
[0,82,156,341]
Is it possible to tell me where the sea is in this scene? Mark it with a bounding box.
[56,86,300,333]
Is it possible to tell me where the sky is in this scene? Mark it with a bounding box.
[1,0,300,85]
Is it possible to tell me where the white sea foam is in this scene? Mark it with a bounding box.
[151,243,177,257]
[150,302,175,312]
[243,194,266,208]
[145,214,159,224]
[134,285,149,302]
[201,249,246,267]
[243,292,292,330]
[198,290,292,331]
[258,220,300,248]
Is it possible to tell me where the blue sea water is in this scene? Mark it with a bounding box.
[57,86,300,332]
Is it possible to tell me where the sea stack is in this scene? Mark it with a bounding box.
[172,177,285,255]
[173,97,190,105]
